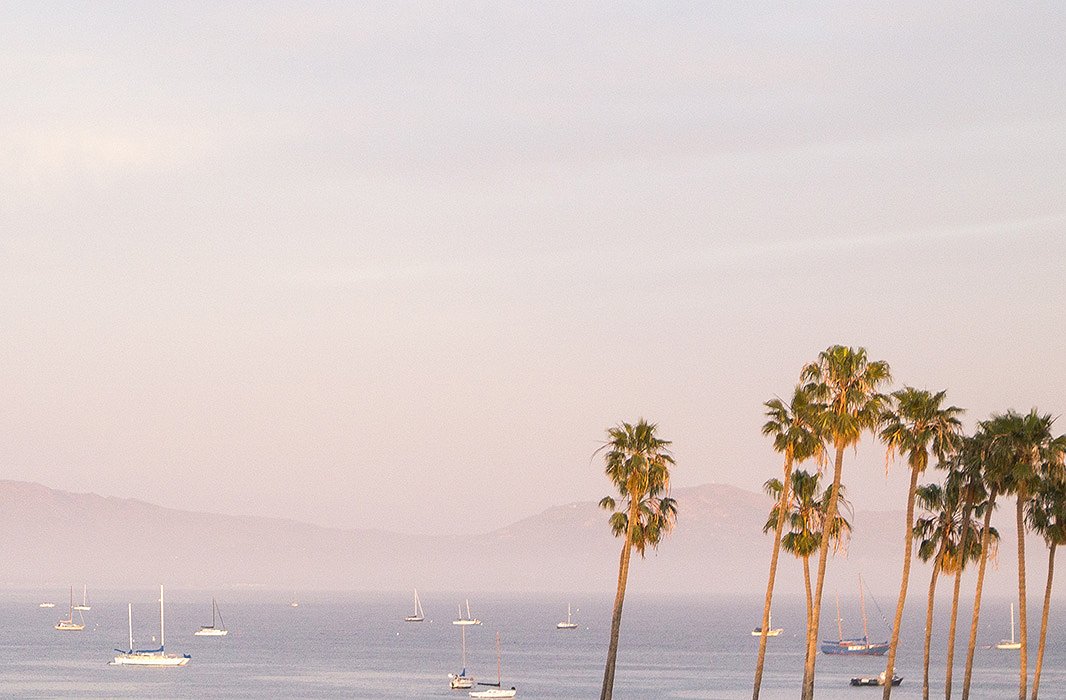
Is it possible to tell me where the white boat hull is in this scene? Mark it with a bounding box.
[469,689,516,698]
[450,674,475,689]
[996,641,1021,650]
[110,653,190,667]
[55,622,85,631]
[194,628,228,636]
[751,628,783,637]
[556,622,578,629]
[453,619,481,625]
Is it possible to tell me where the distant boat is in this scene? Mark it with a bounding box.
[38,602,55,608]
[821,577,888,656]
[995,603,1022,650]
[404,589,425,623]
[851,671,902,687]
[449,620,476,689]
[193,598,228,636]
[73,584,91,611]
[110,585,190,666]
[55,586,85,631]
[470,631,517,698]
[556,603,578,630]
[453,599,482,626]
[752,611,782,637]
[290,597,299,608]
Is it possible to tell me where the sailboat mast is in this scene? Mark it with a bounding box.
[461,624,467,669]
[128,602,133,651]
[496,631,502,686]
[1011,603,1016,643]
[859,577,869,641]
[159,585,165,649]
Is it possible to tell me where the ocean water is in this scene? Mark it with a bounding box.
[0,591,1060,698]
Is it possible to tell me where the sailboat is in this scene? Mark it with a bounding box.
[110,585,191,666]
[73,584,91,611]
[404,589,425,622]
[751,610,783,637]
[55,586,85,631]
[469,631,517,698]
[448,622,476,689]
[193,598,228,636]
[453,599,482,625]
[821,577,889,655]
[995,603,1022,650]
[556,603,578,630]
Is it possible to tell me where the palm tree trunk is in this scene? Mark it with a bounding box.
[1016,489,1029,700]
[883,466,921,699]
[600,500,638,700]
[945,491,975,700]
[753,453,794,700]
[1031,541,1055,700]
[803,555,813,631]
[802,444,844,700]
[962,487,998,700]
[923,542,946,700]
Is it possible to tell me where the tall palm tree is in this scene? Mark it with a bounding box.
[798,345,891,699]
[1026,466,1066,699]
[912,469,995,700]
[941,434,994,700]
[753,387,825,700]
[597,419,678,700]
[880,388,964,699]
[979,410,1065,700]
[763,469,852,631]
[962,415,1015,700]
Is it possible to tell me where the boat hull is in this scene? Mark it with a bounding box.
[850,675,902,686]
[194,628,228,636]
[110,653,191,667]
[995,641,1021,650]
[556,622,578,629]
[404,616,425,622]
[469,690,516,698]
[54,622,85,631]
[751,628,783,637]
[821,639,889,656]
[449,674,475,689]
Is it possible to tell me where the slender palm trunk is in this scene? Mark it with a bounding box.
[753,453,794,700]
[803,556,813,631]
[962,488,998,700]
[922,547,945,700]
[600,499,638,700]
[1031,542,1056,700]
[945,493,975,700]
[883,467,921,699]
[1015,489,1029,700]
[802,444,844,699]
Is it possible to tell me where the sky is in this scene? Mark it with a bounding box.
[2,2,1065,536]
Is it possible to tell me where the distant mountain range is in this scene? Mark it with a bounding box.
[0,480,1044,599]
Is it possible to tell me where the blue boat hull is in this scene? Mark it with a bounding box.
[821,638,889,656]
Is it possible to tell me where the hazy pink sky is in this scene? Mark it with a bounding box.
[2,3,1064,535]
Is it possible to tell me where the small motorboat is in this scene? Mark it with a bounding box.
[850,671,902,687]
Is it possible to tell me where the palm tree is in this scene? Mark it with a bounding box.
[763,469,852,630]
[798,345,891,699]
[880,388,964,699]
[753,387,825,700]
[979,410,1065,700]
[1026,468,1066,699]
[912,467,995,700]
[597,419,678,700]
[942,434,995,700]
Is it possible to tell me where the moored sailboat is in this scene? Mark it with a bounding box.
[751,610,782,637]
[453,599,482,626]
[556,603,578,630]
[821,578,888,656]
[404,589,425,622]
[55,586,85,631]
[469,631,517,698]
[110,585,190,666]
[449,622,476,689]
[995,603,1021,650]
[193,598,228,636]
[73,584,91,611]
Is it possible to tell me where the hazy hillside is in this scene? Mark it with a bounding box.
[0,480,1050,600]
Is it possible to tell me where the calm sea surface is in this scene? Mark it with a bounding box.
[0,591,1060,698]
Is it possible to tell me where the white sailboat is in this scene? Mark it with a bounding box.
[995,603,1022,650]
[751,610,783,637]
[110,585,191,666]
[38,602,56,608]
[404,589,425,622]
[453,599,482,626]
[449,622,476,689]
[73,584,91,611]
[55,586,85,631]
[556,603,578,630]
[194,598,228,636]
[469,631,517,698]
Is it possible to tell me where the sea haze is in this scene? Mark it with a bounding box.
[0,591,1057,699]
